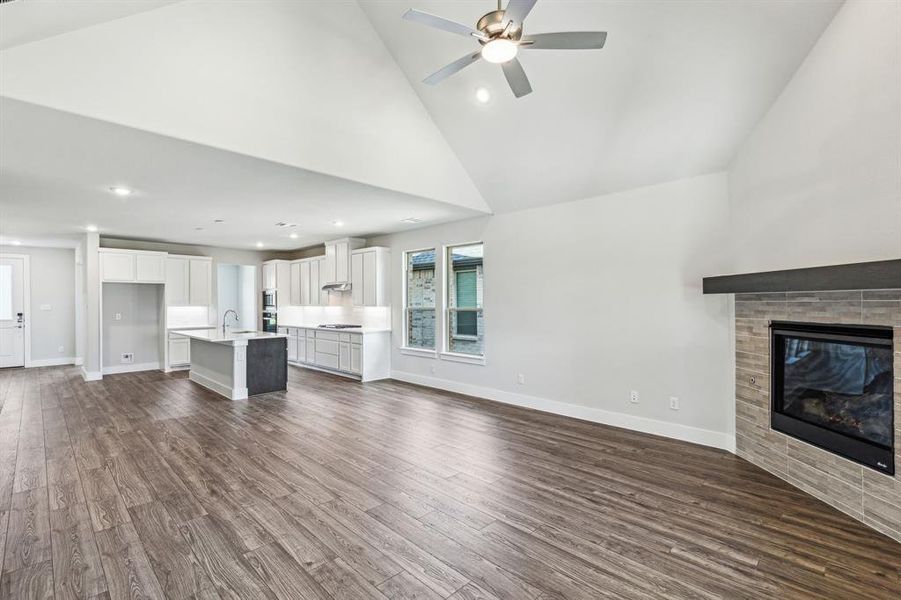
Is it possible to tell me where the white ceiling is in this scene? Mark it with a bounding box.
[0,98,481,250]
[0,0,178,50]
[362,0,843,213]
[0,0,843,248]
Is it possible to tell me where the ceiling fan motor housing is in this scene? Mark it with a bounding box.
[476,10,523,44]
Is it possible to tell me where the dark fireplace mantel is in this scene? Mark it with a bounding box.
[703,259,901,294]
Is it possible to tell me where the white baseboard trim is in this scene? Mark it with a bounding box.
[102,362,160,375]
[26,357,75,368]
[391,370,735,452]
[80,367,102,381]
[189,371,247,401]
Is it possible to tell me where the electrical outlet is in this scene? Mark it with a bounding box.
[630,390,639,404]
[114,313,122,321]
[58,345,64,353]
[430,365,436,375]
[120,352,134,364]
[517,373,525,385]
[670,396,680,410]
[40,304,52,311]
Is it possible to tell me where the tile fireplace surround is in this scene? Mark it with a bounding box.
[734,290,901,542]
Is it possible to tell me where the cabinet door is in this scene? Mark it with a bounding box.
[300,262,311,305]
[317,259,329,305]
[263,263,276,289]
[276,262,291,306]
[287,334,298,362]
[169,339,190,366]
[350,344,362,374]
[305,338,315,363]
[101,252,135,282]
[351,253,364,306]
[136,254,166,283]
[309,260,320,306]
[297,333,306,362]
[335,242,348,282]
[290,263,301,306]
[323,244,336,283]
[338,342,350,372]
[189,259,211,305]
[165,258,189,305]
[362,251,377,307]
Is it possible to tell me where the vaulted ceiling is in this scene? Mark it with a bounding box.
[0,0,843,248]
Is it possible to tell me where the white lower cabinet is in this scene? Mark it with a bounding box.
[168,337,190,367]
[284,327,387,381]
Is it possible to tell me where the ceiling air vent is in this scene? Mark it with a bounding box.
[0,0,20,5]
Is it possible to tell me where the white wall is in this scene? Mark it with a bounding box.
[217,264,240,326]
[369,173,736,449]
[728,0,901,272]
[238,265,257,330]
[101,283,161,370]
[0,244,76,365]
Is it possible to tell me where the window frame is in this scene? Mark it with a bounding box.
[441,241,485,365]
[401,247,438,356]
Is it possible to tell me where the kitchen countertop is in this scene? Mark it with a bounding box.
[279,325,391,335]
[167,326,216,331]
[172,329,288,346]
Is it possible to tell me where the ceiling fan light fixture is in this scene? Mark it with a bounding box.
[481,38,517,64]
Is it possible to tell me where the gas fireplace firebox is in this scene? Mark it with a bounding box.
[771,321,894,474]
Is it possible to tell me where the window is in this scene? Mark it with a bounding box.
[403,249,436,350]
[445,242,483,357]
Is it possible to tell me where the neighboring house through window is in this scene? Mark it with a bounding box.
[404,249,436,350]
[446,242,483,357]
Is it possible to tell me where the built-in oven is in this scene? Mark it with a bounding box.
[262,289,277,312]
[262,311,277,333]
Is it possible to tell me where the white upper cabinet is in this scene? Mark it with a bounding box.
[322,238,365,284]
[350,247,390,307]
[262,262,276,290]
[188,258,212,306]
[289,262,302,305]
[100,249,166,283]
[165,255,212,306]
[286,256,330,306]
[165,257,189,305]
[262,260,290,307]
[300,261,311,305]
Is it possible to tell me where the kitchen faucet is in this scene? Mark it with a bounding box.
[223,310,239,333]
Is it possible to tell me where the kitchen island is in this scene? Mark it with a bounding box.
[172,329,288,400]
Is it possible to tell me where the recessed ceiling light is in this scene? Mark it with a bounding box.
[333,220,344,227]
[256,241,264,248]
[289,232,299,239]
[10,240,21,246]
[214,219,225,223]
[85,225,98,232]
[195,227,204,231]
[475,87,491,104]
[401,217,423,224]
[481,39,517,64]
[109,186,132,197]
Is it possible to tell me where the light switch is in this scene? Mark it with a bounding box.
[40,304,52,311]
[114,313,122,321]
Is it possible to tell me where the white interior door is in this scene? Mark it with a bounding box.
[0,256,26,368]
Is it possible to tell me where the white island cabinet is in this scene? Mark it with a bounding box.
[172,329,289,400]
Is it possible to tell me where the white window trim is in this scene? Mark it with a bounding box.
[442,241,484,362]
[400,346,437,358]
[440,351,486,366]
[402,247,437,352]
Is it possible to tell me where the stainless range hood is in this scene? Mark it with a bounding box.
[321,282,352,292]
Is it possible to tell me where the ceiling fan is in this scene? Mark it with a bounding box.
[402,0,607,98]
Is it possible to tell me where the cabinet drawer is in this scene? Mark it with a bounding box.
[315,330,339,341]
[296,328,307,338]
[339,332,351,343]
[315,339,339,355]
[349,334,362,345]
[278,327,289,335]
[314,352,339,370]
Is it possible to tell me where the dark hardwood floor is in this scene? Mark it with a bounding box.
[0,365,898,599]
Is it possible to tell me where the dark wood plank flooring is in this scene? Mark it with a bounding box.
[0,365,898,599]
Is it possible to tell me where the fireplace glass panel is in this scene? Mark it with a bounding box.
[780,336,893,448]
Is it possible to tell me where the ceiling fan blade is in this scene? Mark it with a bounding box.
[423,51,482,85]
[501,58,532,98]
[503,0,538,29]
[521,32,608,49]
[403,9,487,40]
